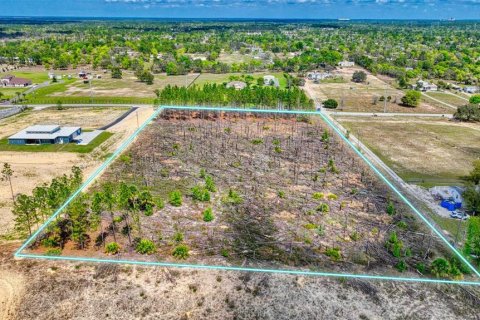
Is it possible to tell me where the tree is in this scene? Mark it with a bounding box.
[351,70,367,83]
[454,104,480,122]
[464,160,480,185]
[464,217,480,265]
[102,182,117,242]
[13,194,36,236]
[323,99,338,109]
[469,95,480,104]
[0,91,4,101]
[1,163,15,203]
[463,186,480,215]
[111,67,122,79]
[401,90,421,107]
[56,100,64,110]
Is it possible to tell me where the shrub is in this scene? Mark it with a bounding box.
[469,95,480,104]
[251,138,263,145]
[327,193,338,200]
[191,185,210,202]
[312,192,324,200]
[155,198,165,210]
[316,203,330,213]
[199,168,206,178]
[173,231,184,243]
[136,239,156,255]
[350,231,360,241]
[316,225,325,236]
[416,263,426,274]
[105,242,120,255]
[205,175,217,192]
[220,248,229,257]
[401,90,421,107]
[386,201,396,215]
[352,70,367,83]
[323,99,338,109]
[454,104,480,122]
[430,258,450,278]
[169,190,183,207]
[385,231,403,258]
[304,223,318,230]
[203,207,214,222]
[172,244,190,259]
[223,189,243,205]
[45,248,62,256]
[396,260,407,272]
[277,190,285,198]
[325,247,341,261]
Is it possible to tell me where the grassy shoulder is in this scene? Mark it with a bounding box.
[0,131,113,153]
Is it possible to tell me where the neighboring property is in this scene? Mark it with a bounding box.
[263,75,279,87]
[338,61,355,67]
[226,81,247,90]
[431,186,464,211]
[8,125,82,145]
[416,80,438,92]
[307,71,332,81]
[78,71,88,79]
[1,75,32,87]
[464,86,479,94]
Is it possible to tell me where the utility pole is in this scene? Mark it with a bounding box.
[384,86,387,113]
[136,110,139,129]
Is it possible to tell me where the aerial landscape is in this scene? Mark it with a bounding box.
[1,0,480,319]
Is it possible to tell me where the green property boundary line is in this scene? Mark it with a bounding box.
[14,105,480,286]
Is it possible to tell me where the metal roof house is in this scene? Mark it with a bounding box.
[8,125,82,145]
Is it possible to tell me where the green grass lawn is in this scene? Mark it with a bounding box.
[9,71,49,83]
[0,87,28,100]
[0,131,113,153]
[193,72,289,89]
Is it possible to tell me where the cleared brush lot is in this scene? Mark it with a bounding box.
[27,110,466,280]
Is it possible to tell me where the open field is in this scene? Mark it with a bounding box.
[424,91,468,107]
[192,72,288,89]
[25,110,469,282]
[306,68,452,114]
[0,87,27,100]
[2,243,479,320]
[336,117,480,186]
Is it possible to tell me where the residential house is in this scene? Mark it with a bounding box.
[1,75,32,87]
[417,80,438,92]
[8,125,82,145]
[263,75,279,87]
[226,81,247,90]
[338,61,355,67]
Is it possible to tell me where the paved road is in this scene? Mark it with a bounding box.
[326,111,453,118]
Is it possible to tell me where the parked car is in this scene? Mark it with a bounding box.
[450,211,469,220]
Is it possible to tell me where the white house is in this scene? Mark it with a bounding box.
[307,71,332,81]
[464,86,479,94]
[263,75,279,87]
[338,61,355,67]
[417,80,438,92]
[226,81,247,90]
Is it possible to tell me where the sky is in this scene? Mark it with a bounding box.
[2,0,480,20]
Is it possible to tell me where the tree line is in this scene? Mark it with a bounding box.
[154,83,314,109]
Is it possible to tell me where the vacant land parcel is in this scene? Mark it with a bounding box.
[337,117,480,186]
[23,109,473,282]
[306,68,452,114]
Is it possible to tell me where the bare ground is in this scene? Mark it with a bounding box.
[1,243,480,320]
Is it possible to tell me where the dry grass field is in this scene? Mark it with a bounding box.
[307,68,452,114]
[336,117,480,186]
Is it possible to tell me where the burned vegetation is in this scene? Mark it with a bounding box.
[28,109,466,279]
